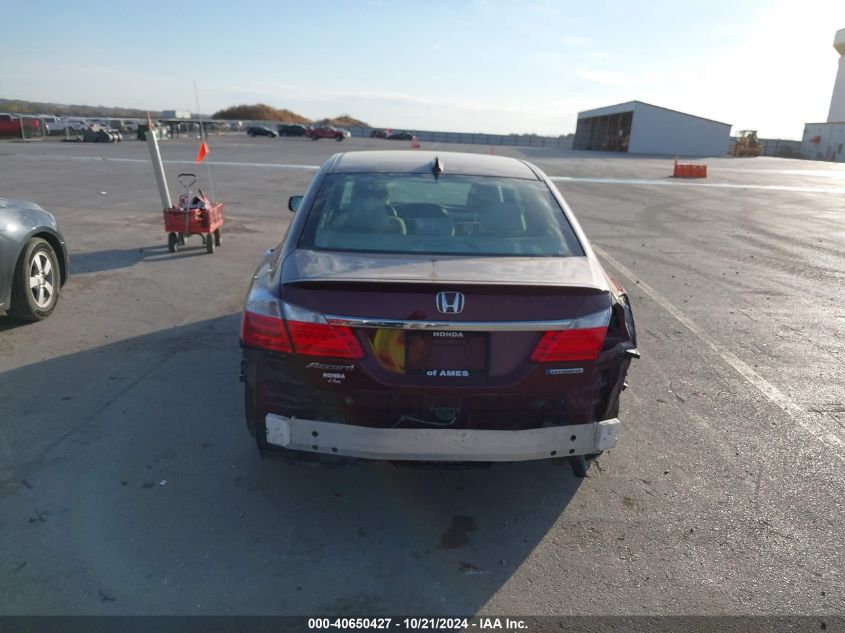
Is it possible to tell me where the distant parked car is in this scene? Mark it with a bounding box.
[63,118,89,132]
[387,131,416,141]
[36,115,61,135]
[0,198,69,321]
[370,129,388,138]
[40,116,88,135]
[307,126,351,141]
[0,114,43,137]
[247,125,278,138]
[277,123,310,137]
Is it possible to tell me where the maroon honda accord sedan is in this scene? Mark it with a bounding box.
[239,151,638,474]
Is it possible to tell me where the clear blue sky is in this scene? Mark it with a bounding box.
[4,0,844,138]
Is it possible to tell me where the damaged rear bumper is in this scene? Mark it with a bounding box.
[264,414,620,462]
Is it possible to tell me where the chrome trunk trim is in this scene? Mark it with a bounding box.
[324,307,610,332]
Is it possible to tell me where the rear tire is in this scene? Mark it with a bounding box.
[256,432,298,463]
[214,228,221,246]
[167,232,178,253]
[569,456,589,478]
[206,233,215,254]
[9,238,61,322]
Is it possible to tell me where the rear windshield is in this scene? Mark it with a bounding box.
[297,174,584,257]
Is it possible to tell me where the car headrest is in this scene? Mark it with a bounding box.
[354,179,390,204]
[479,202,526,235]
[466,182,502,208]
[343,206,407,235]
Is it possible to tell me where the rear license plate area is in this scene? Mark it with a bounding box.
[406,331,488,376]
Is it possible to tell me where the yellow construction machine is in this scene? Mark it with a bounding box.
[731,130,762,157]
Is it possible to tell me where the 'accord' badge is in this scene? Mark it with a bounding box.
[435,291,465,314]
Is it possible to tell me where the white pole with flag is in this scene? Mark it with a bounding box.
[145,112,172,209]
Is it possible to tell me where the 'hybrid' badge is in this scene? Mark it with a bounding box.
[546,368,584,376]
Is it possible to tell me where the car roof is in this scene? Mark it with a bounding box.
[329,151,539,179]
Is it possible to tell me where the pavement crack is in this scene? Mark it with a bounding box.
[669,380,686,403]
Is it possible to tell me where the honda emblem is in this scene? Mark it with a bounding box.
[435,291,465,314]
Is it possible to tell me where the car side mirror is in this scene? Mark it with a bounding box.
[288,195,303,212]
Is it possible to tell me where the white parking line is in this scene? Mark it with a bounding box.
[8,153,845,192]
[551,175,845,195]
[594,246,845,462]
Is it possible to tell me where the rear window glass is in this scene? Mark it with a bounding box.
[297,174,584,257]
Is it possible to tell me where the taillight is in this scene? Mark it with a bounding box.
[241,298,364,358]
[241,295,291,353]
[283,302,364,359]
[530,308,611,363]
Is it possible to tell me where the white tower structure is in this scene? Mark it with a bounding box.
[828,28,845,122]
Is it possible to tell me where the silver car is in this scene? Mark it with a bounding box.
[0,198,69,321]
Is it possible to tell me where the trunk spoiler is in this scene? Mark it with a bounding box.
[282,250,610,292]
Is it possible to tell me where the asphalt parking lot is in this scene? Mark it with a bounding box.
[1,135,843,616]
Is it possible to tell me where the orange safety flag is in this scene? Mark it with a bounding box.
[195,141,209,163]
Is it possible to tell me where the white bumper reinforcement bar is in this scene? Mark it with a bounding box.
[264,414,620,462]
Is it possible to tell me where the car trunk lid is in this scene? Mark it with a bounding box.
[281,249,610,291]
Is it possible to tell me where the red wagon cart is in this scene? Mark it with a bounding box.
[163,173,223,254]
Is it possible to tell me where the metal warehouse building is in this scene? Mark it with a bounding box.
[574,101,731,156]
[801,27,845,162]
[801,121,845,161]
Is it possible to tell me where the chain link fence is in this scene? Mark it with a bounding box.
[757,138,802,158]
[345,125,573,148]
[2,112,576,149]
[170,121,575,149]
[0,115,49,140]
